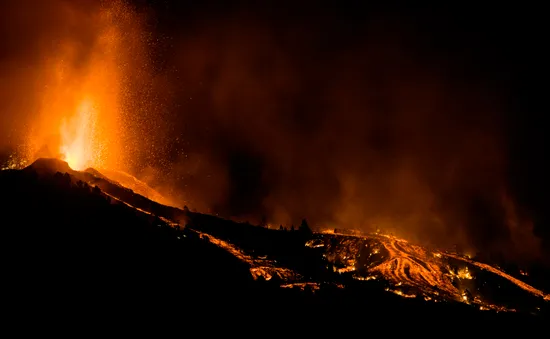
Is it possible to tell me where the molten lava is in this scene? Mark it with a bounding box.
[59,99,99,170]
[0,1,179,207]
[14,0,154,177]
[25,11,123,173]
[316,230,549,312]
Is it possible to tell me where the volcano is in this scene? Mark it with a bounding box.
[1,158,547,326]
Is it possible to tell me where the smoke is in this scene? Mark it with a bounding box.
[152,10,543,263]
[0,1,544,264]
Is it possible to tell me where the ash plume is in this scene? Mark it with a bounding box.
[154,8,544,264]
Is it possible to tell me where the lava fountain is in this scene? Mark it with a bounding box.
[0,0,178,207]
[59,99,99,170]
[21,0,147,174]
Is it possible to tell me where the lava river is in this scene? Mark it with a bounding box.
[312,231,549,312]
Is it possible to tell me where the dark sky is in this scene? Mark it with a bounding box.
[1,0,548,264]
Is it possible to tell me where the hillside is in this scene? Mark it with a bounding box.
[0,158,546,328]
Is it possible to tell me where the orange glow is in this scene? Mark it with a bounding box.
[59,99,98,170]
[322,231,548,311]
[5,1,180,208]
[25,1,135,173]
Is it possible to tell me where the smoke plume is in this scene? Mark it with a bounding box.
[153,9,543,263]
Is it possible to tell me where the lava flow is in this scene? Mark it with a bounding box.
[193,230,302,283]
[97,168,177,208]
[314,230,549,312]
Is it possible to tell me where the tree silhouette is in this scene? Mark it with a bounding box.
[299,219,312,234]
[63,172,71,186]
[92,186,101,195]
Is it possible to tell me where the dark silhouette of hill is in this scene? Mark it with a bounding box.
[24,158,185,221]
[3,163,256,312]
[0,158,546,328]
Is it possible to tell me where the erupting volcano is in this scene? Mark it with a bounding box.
[26,3,127,173]
[1,0,548,326]
[1,0,175,207]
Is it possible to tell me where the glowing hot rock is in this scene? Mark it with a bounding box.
[59,100,100,171]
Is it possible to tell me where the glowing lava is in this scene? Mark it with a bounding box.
[319,231,550,312]
[21,0,150,175]
[59,99,99,170]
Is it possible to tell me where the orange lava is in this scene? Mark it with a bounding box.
[59,99,101,170]
[443,252,550,301]
[25,1,138,173]
[98,168,178,207]
[368,234,458,297]
[325,231,548,311]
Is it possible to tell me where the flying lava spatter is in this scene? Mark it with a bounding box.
[59,99,100,170]
[23,2,131,173]
[0,0,176,207]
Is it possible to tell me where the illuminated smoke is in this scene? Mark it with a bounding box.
[153,11,543,263]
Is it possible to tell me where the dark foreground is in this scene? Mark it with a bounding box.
[1,162,547,331]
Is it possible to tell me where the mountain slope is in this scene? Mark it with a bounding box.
[1,158,546,326]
